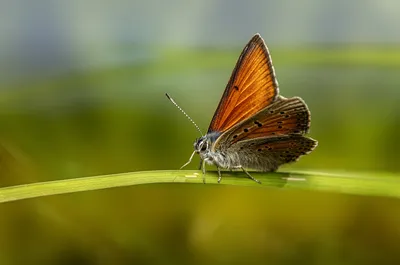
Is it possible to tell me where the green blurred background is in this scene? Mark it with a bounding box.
[1,1,400,264]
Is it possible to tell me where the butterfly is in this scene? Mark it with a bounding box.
[167,33,317,184]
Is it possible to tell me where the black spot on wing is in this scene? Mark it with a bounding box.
[254,121,263,127]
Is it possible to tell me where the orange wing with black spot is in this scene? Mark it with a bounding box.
[208,34,279,133]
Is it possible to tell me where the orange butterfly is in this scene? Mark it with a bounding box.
[167,34,317,183]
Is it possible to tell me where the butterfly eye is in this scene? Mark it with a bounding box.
[201,142,208,151]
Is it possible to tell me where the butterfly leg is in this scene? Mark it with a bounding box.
[201,159,206,184]
[198,159,203,170]
[217,166,222,183]
[240,166,262,184]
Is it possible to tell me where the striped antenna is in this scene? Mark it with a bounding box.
[166,93,203,136]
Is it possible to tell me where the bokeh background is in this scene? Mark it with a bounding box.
[1,1,400,264]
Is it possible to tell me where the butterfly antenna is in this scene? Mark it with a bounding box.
[165,93,203,136]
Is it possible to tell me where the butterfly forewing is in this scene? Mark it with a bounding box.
[208,34,279,133]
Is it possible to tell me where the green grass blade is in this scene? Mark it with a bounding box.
[0,170,399,203]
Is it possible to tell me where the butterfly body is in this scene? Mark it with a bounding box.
[196,135,280,173]
[168,33,317,183]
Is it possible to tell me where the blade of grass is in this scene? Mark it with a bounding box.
[0,170,399,204]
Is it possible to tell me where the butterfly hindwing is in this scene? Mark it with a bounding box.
[228,135,318,171]
[213,96,311,150]
[208,34,279,133]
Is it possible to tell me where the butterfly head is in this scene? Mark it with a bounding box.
[194,136,211,156]
[194,132,221,160]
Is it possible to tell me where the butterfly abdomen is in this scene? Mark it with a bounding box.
[206,150,240,169]
[236,148,280,171]
[208,148,279,172]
